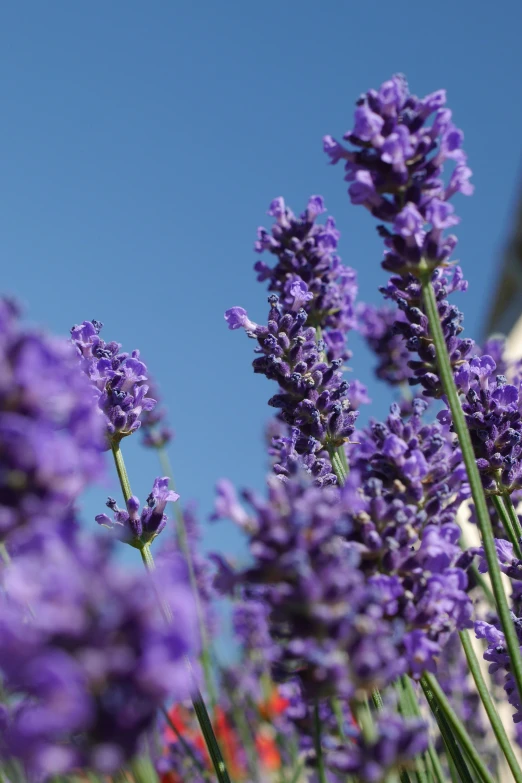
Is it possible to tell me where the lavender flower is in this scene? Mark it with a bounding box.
[212,471,406,700]
[0,535,197,778]
[70,320,156,442]
[95,476,179,546]
[324,73,473,277]
[445,355,522,493]
[254,195,358,361]
[0,300,104,545]
[475,617,522,747]
[380,265,474,397]
[225,297,357,485]
[325,75,475,402]
[343,400,473,674]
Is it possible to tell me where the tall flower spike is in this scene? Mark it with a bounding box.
[225,297,358,485]
[70,320,157,443]
[325,75,475,400]
[255,195,358,361]
[324,73,473,277]
[0,300,104,546]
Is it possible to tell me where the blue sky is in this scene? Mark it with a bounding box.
[1,1,521,566]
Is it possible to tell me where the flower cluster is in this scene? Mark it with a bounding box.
[475,616,522,746]
[95,476,179,547]
[448,354,522,493]
[254,195,358,362]
[0,536,197,779]
[324,73,473,276]
[342,400,473,673]
[70,319,157,442]
[213,472,408,699]
[0,300,104,546]
[380,266,474,397]
[225,298,357,485]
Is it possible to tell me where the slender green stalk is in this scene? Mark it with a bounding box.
[111,439,133,502]
[140,543,157,574]
[426,744,446,783]
[327,444,347,485]
[371,688,384,710]
[156,447,218,710]
[313,702,328,783]
[331,699,347,741]
[421,673,495,783]
[230,694,260,783]
[160,706,211,779]
[459,629,522,782]
[399,676,441,783]
[129,755,159,783]
[504,493,522,546]
[420,676,474,783]
[491,495,522,559]
[421,275,522,713]
[446,756,461,783]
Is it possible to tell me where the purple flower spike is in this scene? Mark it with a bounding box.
[325,74,472,275]
[253,195,358,363]
[71,320,157,443]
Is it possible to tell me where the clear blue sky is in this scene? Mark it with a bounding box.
[1,1,521,564]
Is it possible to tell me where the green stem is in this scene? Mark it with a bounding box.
[421,673,495,783]
[426,744,446,783]
[504,494,522,547]
[371,688,384,711]
[491,495,522,559]
[327,444,348,485]
[399,676,442,783]
[459,629,522,782]
[111,439,132,502]
[157,447,218,711]
[313,702,328,783]
[331,699,347,740]
[421,275,522,715]
[160,706,211,779]
[420,676,474,783]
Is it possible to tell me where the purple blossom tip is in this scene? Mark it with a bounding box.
[224,307,257,331]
